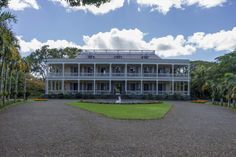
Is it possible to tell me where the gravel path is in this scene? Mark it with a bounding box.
[0,100,236,157]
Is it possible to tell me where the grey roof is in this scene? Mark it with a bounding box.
[76,50,161,60]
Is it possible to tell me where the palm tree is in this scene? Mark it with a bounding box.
[223,73,236,107]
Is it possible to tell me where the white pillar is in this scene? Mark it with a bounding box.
[78,64,80,77]
[172,64,174,95]
[156,80,158,95]
[62,63,65,77]
[109,80,111,93]
[188,63,190,96]
[109,63,112,78]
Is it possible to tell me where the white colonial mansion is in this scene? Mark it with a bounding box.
[45,50,190,96]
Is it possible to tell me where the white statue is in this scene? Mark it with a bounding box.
[116,96,122,103]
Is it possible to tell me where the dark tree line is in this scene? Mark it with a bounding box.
[191,51,236,106]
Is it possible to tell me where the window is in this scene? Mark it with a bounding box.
[115,66,121,73]
[130,67,135,73]
[114,55,122,59]
[88,55,95,59]
[87,67,93,73]
[141,55,149,59]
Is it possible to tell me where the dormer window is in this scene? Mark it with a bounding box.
[88,55,95,59]
[114,55,122,59]
[141,55,149,59]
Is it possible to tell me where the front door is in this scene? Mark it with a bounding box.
[114,82,122,94]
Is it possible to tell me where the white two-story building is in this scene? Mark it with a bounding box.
[45,50,190,96]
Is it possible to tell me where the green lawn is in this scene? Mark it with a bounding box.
[69,101,172,120]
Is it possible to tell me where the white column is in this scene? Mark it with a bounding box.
[109,80,111,93]
[156,80,158,95]
[172,64,174,95]
[109,63,112,78]
[78,64,80,77]
[187,63,190,95]
[45,79,48,94]
[141,63,143,77]
[62,80,64,94]
[62,63,65,77]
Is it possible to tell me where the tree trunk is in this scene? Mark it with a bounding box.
[212,98,215,104]
[0,61,5,105]
[3,66,8,104]
[228,99,231,107]
[220,98,223,106]
[23,73,27,101]
[7,68,13,101]
[14,71,19,103]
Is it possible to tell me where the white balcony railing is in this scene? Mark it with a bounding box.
[47,72,189,78]
[96,73,110,77]
[80,73,94,77]
[64,72,78,77]
[127,73,141,77]
[143,73,157,77]
[112,73,125,77]
[158,73,173,77]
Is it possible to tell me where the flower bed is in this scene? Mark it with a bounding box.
[192,100,208,103]
[33,98,48,101]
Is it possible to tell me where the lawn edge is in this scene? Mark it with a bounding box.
[0,100,33,112]
[67,101,172,120]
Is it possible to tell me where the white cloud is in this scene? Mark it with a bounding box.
[82,28,195,57]
[135,0,227,14]
[17,36,81,55]
[82,28,148,49]
[50,0,124,15]
[188,27,236,52]
[8,0,40,11]
[149,35,196,57]
[18,27,236,58]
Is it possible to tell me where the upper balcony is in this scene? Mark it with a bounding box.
[46,63,190,80]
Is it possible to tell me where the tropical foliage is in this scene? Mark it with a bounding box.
[191,51,236,107]
[26,45,81,79]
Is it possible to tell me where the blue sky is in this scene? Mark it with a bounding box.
[8,0,236,61]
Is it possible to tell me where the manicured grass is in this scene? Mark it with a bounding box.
[69,101,172,120]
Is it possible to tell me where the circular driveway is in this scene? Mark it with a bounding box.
[0,100,236,157]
